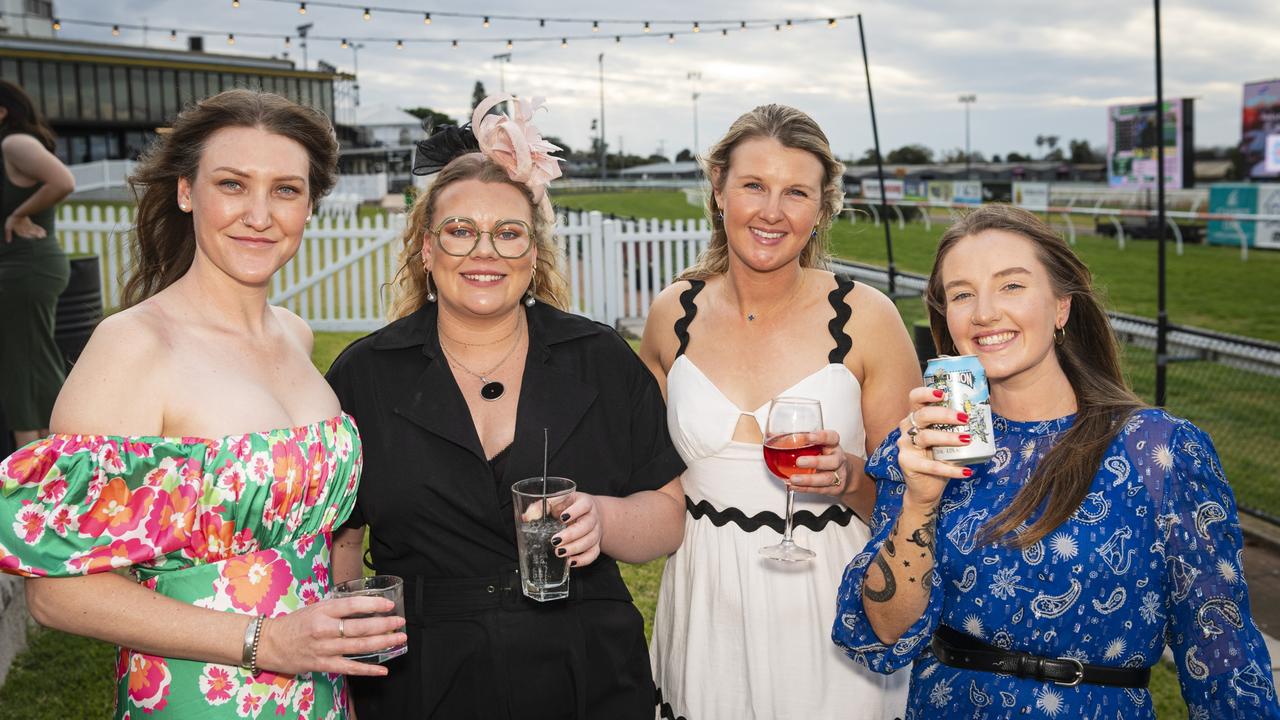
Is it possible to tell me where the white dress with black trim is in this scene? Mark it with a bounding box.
[650,278,910,720]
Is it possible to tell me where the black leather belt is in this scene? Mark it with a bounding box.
[930,624,1151,689]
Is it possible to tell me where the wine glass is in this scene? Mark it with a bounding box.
[759,396,822,562]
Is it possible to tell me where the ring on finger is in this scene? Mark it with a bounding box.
[908,410,920,433]
[907,425,921,448]
[830,473,842,487]
[337,619,345,639]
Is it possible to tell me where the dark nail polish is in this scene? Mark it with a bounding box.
[956,412,969,423]
[959,434,972,444]
[569,559,578,567]
[963,468,973,477]
[560,512,570,521]
[552,536,562,546]
[556,548,566,556]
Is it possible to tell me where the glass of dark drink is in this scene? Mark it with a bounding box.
[759,396,822,562]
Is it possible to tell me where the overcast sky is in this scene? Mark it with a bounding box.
[37,0,1280,160]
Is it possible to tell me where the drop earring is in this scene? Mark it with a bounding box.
[524,272,537,307]
[425,269,437,303]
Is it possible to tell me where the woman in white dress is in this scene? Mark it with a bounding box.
[641,104,918,719]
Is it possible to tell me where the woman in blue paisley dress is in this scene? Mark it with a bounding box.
[832,204,1279,719]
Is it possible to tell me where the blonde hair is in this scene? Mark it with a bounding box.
[678,104,845,280]
[388,153,570,320]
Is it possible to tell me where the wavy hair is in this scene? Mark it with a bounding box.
[678,104,845,280]
[388,153,570,319]
[0,79,57,151]
[925,204,1145,547]
[121,89,338,307]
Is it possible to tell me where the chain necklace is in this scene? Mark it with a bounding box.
[438,318,520,348]
[438,317,524,401]
[736,271,806,322]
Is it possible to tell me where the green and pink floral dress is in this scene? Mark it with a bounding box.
[0,413,361,719]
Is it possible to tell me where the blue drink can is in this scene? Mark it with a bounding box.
[923,355,995,466]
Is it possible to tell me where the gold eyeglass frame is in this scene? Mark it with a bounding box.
[429,216,534,259]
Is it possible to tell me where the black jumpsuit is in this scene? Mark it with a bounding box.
[326,301,685,719]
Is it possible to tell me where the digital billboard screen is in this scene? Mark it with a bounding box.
[1106,98,1194,189]
[1242,79,1280,179]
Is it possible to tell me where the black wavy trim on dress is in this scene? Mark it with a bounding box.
[685,497,854,534]
[673,279,705,358]
[827,278,856,364]
[656,688,688,720]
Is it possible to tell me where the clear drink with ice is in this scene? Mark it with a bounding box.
[511,477,575,602]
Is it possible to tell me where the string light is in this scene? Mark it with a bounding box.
[452,39,458,47]
[592,20,599,32]
[482,16,490,28]
[298,2,306,14]
[340,37,348,48]
[362,7,371,21]
[560,37,567,47]
[615,35,621,43]
[721,28,727,36]
[423,12,431,24]
[643,21,650,32]
[395,39,403,49]
[539,18,545,27]
[506,39,513,49]
[284,35,291,46]
[170,29,178,41]
[785,19,793,29]
[740,21,747,30]
[227,33,236,45]
[111,24,120,36]
[231,0,239,7]
[667,32,675,43]
[692,21,700,33]
[828,18,837,27]
[774,23,780,31]
[51,18,61,31]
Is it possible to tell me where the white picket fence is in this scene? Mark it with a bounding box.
[54,206,711,331]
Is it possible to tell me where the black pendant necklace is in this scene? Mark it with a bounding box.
[439,316,524,402]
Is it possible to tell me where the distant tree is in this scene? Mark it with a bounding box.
[676,148,695,162]
[854,148,881,166]
[471,81,501,116]
[886,144,933,164]
[1069,139,1097,164]
[1045,148,1066,162]
[1006,151,1030,162]
[990,154,1003,163]
[403,107,456,131]
[647,153,670,164]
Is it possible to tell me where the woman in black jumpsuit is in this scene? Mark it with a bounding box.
[327,97,686,719]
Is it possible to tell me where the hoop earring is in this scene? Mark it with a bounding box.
[524,272,537,307]
[425,269,437,303]
[1054,325,1065,344]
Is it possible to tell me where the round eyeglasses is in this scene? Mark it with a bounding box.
[430,216,534,259]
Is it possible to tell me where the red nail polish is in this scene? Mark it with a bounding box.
[959,434,972,444]
[933,389,945,399]
[956,412,969,423]
[962,468,973,477]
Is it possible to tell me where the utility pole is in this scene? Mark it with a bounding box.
[491,52,512,93]
[296,23,313,70]
[350,42,365,106]
[598,53,607,179]
[959,94,977,177]
[687,71,702,155]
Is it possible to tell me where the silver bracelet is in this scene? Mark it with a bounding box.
[240,615,264,676]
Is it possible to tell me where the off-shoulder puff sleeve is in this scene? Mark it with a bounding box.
[0,434,211,578]
[832,429,945,673]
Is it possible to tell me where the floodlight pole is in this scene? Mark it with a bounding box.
[959,94,977,177]
[1154,0,1168,407]
[857,14,896,297]
[492,52,512,94]
[599,53,607,180]
[296,23,313,71]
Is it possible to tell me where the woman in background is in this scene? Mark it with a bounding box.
[0,78,75,446]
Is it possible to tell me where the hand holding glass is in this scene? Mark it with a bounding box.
[512,477,576,601]
[760,397,823,562]
[332,575,408,663]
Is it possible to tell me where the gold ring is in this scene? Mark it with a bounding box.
[907,426,921,448]
[338,619,345,639]
[908,410,920,433]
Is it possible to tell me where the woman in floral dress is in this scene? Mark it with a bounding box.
[0,90,403,719]
[833,205,1279,719]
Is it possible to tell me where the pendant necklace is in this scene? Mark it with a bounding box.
[741,272,806,323]
[439,317,524,401]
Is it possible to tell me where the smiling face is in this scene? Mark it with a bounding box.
[177,125,311,288]
[713,136,824,273]
[422,178,537,320]
[940,229,1072,387]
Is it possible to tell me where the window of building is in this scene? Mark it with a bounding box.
[146,69,163,123]
[60,63,79,119]
[20,61,42,112]
[97,65,114,120]
[161,69,177,119]
[177,70,194,108]
[114,66,130,121]
[0,60,17,86]
[130,67,146,120]
[39,61,59,119]
[80,64,98,121]
[192,71,207,102]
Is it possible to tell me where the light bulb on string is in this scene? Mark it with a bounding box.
[539,19,545,27]
[785,19,793,29]
[51,18,61,31]
[231,0,239,7]
[396,39,404,49]
[171,29,178,41]
[828,18,838,27]
[362,8,371,21]
[740,21,746,31]
[284,35,291,46]
[340,38,348,49]
[452,39,458,48]
[693,22,700,33]
[614,35,621,43]
[483,16,490,28]
[774,24,780,31]
[298,2,306,14]
[592,21,599,32]
[667,33,675,43]
[561,37,568,48]
[506,39,513,49]
[111,24,120,36]
[721,28,727,36]
[227,33,236,45]
[643,21,650,32]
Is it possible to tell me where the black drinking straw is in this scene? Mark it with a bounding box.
[541,427,550,517]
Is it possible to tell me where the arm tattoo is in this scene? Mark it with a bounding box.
[906,507,939,554]
[864,553,898,603]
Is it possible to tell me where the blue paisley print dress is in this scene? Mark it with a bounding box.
[833,409,1279,719]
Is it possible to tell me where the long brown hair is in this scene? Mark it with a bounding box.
[388,153,570,319]
[0,79,57,151]
[678,104,845,280]
[121,89,338,307]
[925,204,1144,547]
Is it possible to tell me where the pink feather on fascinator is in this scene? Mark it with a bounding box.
[471,94,564,209]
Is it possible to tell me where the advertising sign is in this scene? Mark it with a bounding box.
[903,180,928,202]
[1206,184,1257,248]
[861,179,904,201]
[1241,80,1280,179]
[1013,182,1050,211]
[953,181,982,205]
[1257,184,1280,250]
[1106,99,1195,189]
[926,181,953,206]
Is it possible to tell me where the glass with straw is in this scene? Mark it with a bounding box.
[511,428,575,601]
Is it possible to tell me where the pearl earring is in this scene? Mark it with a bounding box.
[425,270,437,303]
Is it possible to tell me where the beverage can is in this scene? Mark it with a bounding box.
[923,355,995,466]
